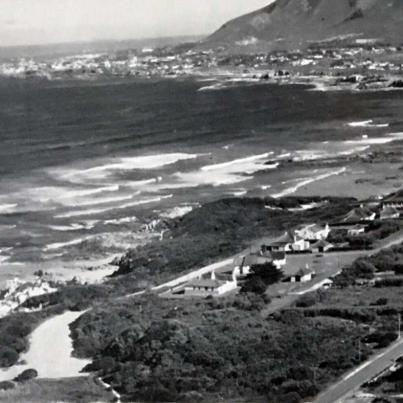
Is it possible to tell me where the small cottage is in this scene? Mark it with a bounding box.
[382,193,403,209]
[184,270,238,297]
[348,224,367,236]
[267,231,310,252]
[380,206,400,220]
[290,267,315,283]
[311,239,334,253]
[294,223,331,241]
[341,207,376,224]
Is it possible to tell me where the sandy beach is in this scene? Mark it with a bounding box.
[0,311,90,382]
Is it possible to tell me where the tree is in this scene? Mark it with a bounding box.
[241,263,283,294]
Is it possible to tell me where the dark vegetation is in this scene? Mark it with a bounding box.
[116,196,355,283]
[0,381,14,391]
[335,243,403,287]
[14,369,38,383]
[328,220,401,250]
[241,263,283,294]
[70,295,367,403]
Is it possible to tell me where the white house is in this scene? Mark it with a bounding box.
[267,231,310,252]
[341,207,376,224]
[183,270,238,297]
[311,239,334,253]
[270,251,287,268]
[347,224,367,236]
[290,267,315,283]
[294,224,331,241]
[380,206,400,220]
[234,250,286,277]
[382,193,403,209]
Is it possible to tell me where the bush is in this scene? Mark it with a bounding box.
[370,298,388,306]
[241,263,283,294]
[14,368,38,383]
[0,346,18,367]
[362,332,398,349]
[0,381,14,390]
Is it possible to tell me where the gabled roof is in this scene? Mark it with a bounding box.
[295,223,328,233]
[381,206,400,215]
[311,239,333,248]
[186,279,224,289]
[383,191,403,204]
[270,231,296,246]
[342,207,374,223]
[294,267,314,277]
[348,224,366,230]
[243,254,269,267]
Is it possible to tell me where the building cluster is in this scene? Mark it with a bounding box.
[1,42,402,85]
[170,193,403,299]
[0,49,218,80]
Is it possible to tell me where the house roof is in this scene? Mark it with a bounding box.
[312,239,333,248]
[349,224,366,230]
[270,231,296,246]
[342,207,374,223]
[381,206,400,216]
[294,268,315,277]
[243,254,269,267]
[186,279,224,289]
[383,192,403,204]
[295,223,327,233]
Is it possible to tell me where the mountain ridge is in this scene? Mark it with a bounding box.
[201,0,403,52]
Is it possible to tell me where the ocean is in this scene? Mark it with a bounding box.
[1,77,403,284]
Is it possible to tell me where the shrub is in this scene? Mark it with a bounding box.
[14,368,38,383]
[0,346,18,367]
[0,381,14,390]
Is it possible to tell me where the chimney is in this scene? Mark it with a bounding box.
[240,256,246,275]
[232,269,237,286]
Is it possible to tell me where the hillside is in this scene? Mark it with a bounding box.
[202,0,403,52]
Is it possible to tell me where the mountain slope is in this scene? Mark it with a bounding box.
[202,0,403,51]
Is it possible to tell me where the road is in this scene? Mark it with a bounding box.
[313,338,403,403]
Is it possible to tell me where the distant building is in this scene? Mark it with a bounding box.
[348,224,367,236]
[321,279,333,290]
[234,250,286,277]
[382,193,403,209]
[294,224,331,241]
[290,267,315,283]
[311,239,334,253]
[266,231,310,253]
[341,207,376,224]
[380,206,400,220]
[183,270,238,297]
[270,251,287,268]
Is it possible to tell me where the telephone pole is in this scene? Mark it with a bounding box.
[398,313,401,339]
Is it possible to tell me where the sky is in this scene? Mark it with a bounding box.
[0,0,272,47]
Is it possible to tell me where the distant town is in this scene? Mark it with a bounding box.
[2,41,403,91]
